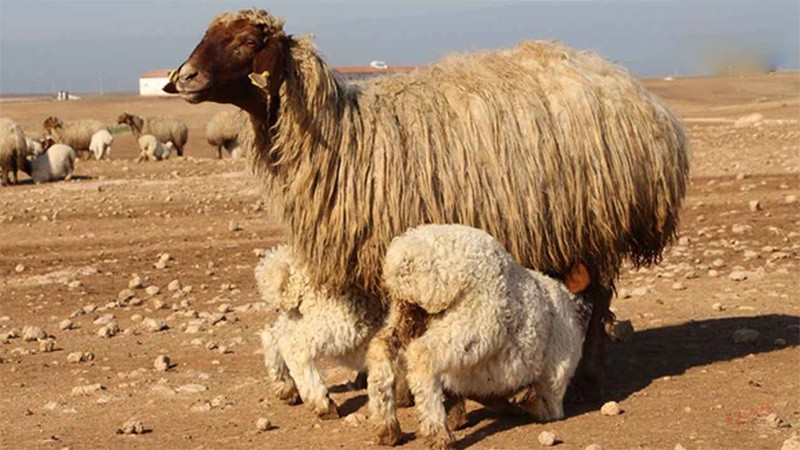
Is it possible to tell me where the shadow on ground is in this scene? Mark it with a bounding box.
[453,314,799,449]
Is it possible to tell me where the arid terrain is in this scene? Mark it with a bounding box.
[1,73,798,450]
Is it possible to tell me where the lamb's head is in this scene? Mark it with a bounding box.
[39,136,55,151]
[42,116,63,134]
[117,113,143,133]
[164,8,289,113]
[254,245,304,311]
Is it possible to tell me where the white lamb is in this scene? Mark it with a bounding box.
[368,224,591,449]
[137,134,171,161]
[25,137,45,158]
[255,245,384,419]
[89,129,113,160]
[22,144,76,183]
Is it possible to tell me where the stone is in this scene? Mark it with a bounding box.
[256,417,273,432]
[59,319,73,331]
[118,289,136,302]
[15,263,26,273]
[537,431,558,446]
[731,328,759,344]
[600,401,622,416]
[145,285,160,297]
[775,338,787,346]
[729,271,747,281]
[143,318,167,332]
[71,383,105,395]
[782,433,800,450]
[128,276,143,289]
[116,419,146,435]
[154,355,171,372]
[22,326,46,341]
[38,339,55,353]
[585,445,603,450]
[177,384,208,394]
[168,279,181,292]
[672,282,686,291]
[712,302,724,311]
[748,200,762,212]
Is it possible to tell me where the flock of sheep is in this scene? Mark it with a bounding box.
[0,110,249,186]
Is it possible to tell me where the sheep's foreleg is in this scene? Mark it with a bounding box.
[570,282,612,403]
[367,330,402,446]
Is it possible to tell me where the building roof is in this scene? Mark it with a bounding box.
[140,65,418,79]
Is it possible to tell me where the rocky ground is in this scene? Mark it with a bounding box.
[1,73,798,449]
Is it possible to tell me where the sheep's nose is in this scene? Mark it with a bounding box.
[177,64,199,83]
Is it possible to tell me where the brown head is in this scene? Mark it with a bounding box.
[564,263,590,294]
[117,113,143,133]
[39,136,56,151]
[163,9,290,115]
[42,116,63,134]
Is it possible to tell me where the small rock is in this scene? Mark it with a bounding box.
[167,279,181,292]
[189,401,212,412]
[712,302,724,311]
[630,286,650,297]
[731,328,760,344]
[116,419,146,435]
[130,314,143,322]
[154,355,171,372]
[764,412,789,429]
[731,224,751,234]
[97,323,119,338]
[228,220,242,232]
[782,432,800,450]
[177,384,208,394]
[59,319,73,331]
[118,289,136,302]
[15,263,26,273]
[672,282,686,291]
[343,413,366,427]
[775,338,787,346]
[537,430,558,446]
[607,320,634,342]
[93,314,115,325]
[145,285,160,297]
[128,276,143,290]
[256,417,273,432]
[674,445,687,450]
[600,401,622,416]
[72,383,105,395]
[677,236,690,246]
[22,326,46,341]
[785,195,797,204]
[143,318,167,333]
[734,112,763,127]
[585,445,603,450]
[38,339,55,353]
[66,352,85,363]
[712,258,725,268]
[67,280,82,289]
[749,200,762,212]
[729,271,747,281]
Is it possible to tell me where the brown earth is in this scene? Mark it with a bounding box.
[1,72,798,450]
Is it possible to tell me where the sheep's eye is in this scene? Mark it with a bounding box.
[244,39,257,48]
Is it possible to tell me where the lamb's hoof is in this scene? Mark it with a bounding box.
[317,400,340,420]
[276,386,302,405]
[423,431,455,450]
[375,421,402,446]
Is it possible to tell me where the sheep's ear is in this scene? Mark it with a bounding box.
[248,71,270,89]
[565,263,590,294]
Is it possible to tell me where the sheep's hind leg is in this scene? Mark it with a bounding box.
[260,325,300,405]
[367,331,402,446]
[280,336,339,419]
[406,340,454,450]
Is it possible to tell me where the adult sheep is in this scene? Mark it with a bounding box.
[42,116,108,158]
[0,118,27,185]
[117,112,188,156]
[206,109,249,158]
[164,8,690,399]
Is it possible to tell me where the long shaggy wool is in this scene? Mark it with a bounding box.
[44,118,107,152]
[239,9,689,294]
[0,118,27,184]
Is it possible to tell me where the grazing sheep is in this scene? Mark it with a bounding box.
[206,109,248,158]
[0,118,27,185]
[137,134,172,161]
[164,8,690,398]
[42,116,108,157]
[89,129,113,160]
[118,112,188,156]
[21,144,76,183]
[369,225,592,448]
[255,245,384,419]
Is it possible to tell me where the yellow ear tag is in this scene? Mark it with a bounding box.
[249,71,270,88]
[168,69,178,83]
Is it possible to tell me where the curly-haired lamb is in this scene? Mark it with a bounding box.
[255,245,384,419]
[368,224,591,449]
[89,129,113,160]
[137,134,172,161]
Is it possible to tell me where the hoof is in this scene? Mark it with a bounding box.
[276,386,302,406]
[445,398,468,431]
[317,400,340,420]
[352,371,368,390]
[395,387,415,408]
[375,421,402,446]
[423,431,455,450]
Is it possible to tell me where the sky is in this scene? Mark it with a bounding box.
[0,0,798,94]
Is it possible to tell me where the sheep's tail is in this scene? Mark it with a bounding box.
[254,245,302,311]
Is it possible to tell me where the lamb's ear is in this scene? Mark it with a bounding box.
[564,263,590,294]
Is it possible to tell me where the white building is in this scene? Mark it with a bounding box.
[139,69,173,97]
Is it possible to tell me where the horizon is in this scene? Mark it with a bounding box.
[1,1,798,95]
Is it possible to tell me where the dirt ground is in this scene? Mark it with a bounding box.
[1,73,798,450]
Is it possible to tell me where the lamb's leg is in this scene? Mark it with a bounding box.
[280,334,339,419]
[570,281,612,403]
[259,322,300,405]
[406,339,454,450]
[367,330,402,446]
[444,394,468,431]
[0,171,8,186]
[175,145,183,157]
[216,146,223,159]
